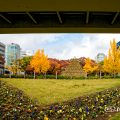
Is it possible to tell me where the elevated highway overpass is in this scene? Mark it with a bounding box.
[0,0,120,33]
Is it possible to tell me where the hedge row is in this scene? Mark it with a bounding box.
[0,80,120,120]
[0,74,85,79]
[1,74,120,79]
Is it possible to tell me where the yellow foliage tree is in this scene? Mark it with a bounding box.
[5,60,21,77]
[30,49,50,79]
[83,58,98,78]
[103,39,120,77]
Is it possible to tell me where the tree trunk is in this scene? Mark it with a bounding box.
[45,72,46,79]
[100,70,101,79]
[24,71,26,79]
[9,72,11,78]
[85,73,87,79]
[34,71,35,79]
[56,71,58,79]
[113,72,116,78]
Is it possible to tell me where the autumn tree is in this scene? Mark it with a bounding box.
[59,60,70,70]
[103,39,120,78]
[48,59,60,74]
[30,49,50,79]
[48,59,60,79]
[61,58,84,79]
[83,58,98,78]
[5,60,21,76]
[25,65,34,74]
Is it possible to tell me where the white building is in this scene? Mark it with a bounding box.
[21,50,34,58]
[0,42,5,74]
[96,53,105,63]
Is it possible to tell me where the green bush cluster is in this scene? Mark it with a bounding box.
[2,74,120,80]
[1,74,77,79]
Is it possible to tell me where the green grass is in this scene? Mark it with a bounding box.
[109,112,120,120]
[1,78,120,106]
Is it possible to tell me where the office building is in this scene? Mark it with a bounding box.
[117,41,120,48]
[0,42,5,74]
[6,43,21,66]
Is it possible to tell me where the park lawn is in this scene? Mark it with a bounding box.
[1,78,120,106]
[109,112,120,120]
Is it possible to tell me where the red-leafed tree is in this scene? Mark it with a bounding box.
[47,58,70,75]
[48,58,60,75]
[59,60,70,72]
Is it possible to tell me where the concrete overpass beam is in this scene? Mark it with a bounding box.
[111,12,119,24]
[86,11,89,24]
[26,12,37,24]
[56,12,62,24]
[0,14,12,24]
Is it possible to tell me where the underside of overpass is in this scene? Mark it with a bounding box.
[0,0,120,33]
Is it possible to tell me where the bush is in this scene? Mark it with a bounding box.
[1,73,120,79]
[103,75,113,79]
[114,75,120,79]
[46,74,56,79]
[25,75,34,79]
[87,75,99,79]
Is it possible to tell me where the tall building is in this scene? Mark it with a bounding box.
[117,41,120,48]
[96,53,105,63]
[0,42,5,74]
[6,43,21,66]
[20,50,26,58]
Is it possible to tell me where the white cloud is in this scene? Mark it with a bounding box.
[0,34,62,50]
[46,33,120,60]
[0,33,120,60]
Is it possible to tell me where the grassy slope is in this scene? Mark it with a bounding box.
[109,113,120,120]
[1,78,120,106]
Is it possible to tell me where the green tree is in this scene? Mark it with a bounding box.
[19,56,32,78]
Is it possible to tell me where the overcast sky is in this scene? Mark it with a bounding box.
[0,33,120,60]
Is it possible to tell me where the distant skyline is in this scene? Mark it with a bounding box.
[0,33,120,60]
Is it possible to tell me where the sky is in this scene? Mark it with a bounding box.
[0,33,120,60]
